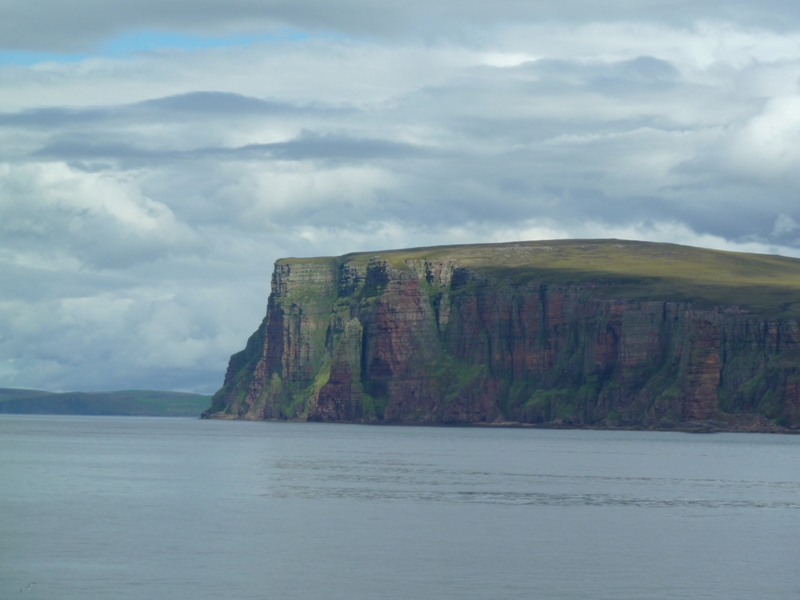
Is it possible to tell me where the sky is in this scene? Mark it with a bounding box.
[3,0,800,393]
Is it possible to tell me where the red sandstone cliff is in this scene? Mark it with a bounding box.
[204,240,800,431]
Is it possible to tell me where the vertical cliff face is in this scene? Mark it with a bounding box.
[204,241,800,430]
[211,260,339,420]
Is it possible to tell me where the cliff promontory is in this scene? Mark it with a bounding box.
[203,240,800,431]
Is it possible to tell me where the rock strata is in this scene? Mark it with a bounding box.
[203,240,800,432]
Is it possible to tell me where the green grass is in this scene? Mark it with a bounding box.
[280,239,800,317]
[0,388,212,417]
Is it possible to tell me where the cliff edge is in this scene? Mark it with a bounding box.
[203,239,800,431]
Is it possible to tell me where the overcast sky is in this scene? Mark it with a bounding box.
[3,1,800,393]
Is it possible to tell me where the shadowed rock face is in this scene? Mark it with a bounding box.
[203,241,800,431]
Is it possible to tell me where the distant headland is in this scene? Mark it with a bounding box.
[202,239,800,432]
[0,388,211,417]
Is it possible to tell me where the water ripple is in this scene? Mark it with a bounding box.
[266,485,800,509]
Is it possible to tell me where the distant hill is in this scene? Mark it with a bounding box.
[0,389,212,417]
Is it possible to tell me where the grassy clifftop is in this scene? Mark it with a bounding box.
[280,239,800,317]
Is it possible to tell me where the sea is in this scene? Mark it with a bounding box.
[1,415,799,599]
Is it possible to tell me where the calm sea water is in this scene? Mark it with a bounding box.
[1,416,799,599]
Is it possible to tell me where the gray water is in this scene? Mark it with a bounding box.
[1,416,799,599]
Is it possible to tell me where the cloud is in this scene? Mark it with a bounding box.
[0,92,348,130]
[730,96,800,174]
[0,162,200,269]
[4,0,800,52]
[2,14,800,393]
[0,284,262,393]
[31,132,426,167]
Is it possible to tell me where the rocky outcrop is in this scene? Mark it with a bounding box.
[203,241,800,431]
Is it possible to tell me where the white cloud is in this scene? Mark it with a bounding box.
[2,14,800,392]
[731,96,800,174]
[0,162,199,268]
[772,213,800,236]
[479,53,538,68]
[226,162,398,225]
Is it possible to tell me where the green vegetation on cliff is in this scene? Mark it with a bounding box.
[208,239,800,431]
[282,239,800,317]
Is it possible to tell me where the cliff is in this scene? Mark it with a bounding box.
[203,240,800,431]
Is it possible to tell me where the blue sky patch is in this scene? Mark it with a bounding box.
[0,28,313,66]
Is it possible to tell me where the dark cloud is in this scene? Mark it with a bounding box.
[260,132,427,161]
[0,107,110,128]
[588,57,681,94]
[31,131,426,166]
[3,0,800,52]
[522,58,685,100]
[0,92,350,129]
[136,92,353,116]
